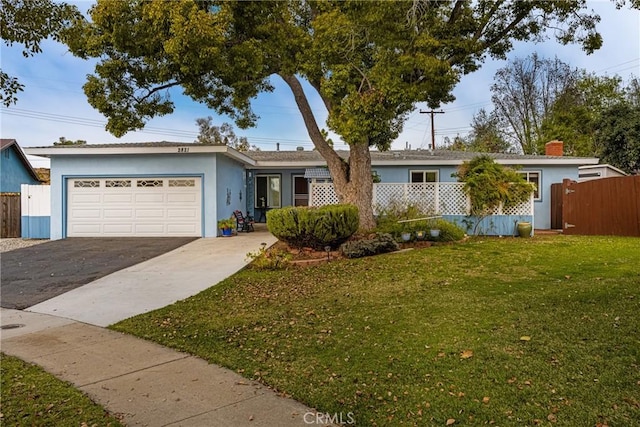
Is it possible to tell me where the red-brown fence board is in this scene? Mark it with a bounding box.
[562,176,640,236]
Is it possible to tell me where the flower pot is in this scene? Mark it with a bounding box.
[220,227,233,237]
[517,222,532,238]
[415,230,426,241]
[430,229,440,238]
[401,232,411,242]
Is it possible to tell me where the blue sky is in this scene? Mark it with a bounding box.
[1,1,638,168]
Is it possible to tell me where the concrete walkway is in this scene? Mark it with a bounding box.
[1,309,316,426]
[1,229,326,426]
[27,232,277,326]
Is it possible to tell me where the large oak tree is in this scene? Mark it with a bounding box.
[63,0,606,228]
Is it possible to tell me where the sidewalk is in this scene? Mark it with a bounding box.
[1,309,316,426]
[1,229,327,426]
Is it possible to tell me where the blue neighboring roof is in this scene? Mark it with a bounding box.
[1,139,42,184]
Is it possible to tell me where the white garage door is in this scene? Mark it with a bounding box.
[67,177,202,237]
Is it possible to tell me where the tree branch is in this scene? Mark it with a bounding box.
[279,73,345,172]
[134,81,181,103]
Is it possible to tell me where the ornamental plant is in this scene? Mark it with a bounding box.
[454,155,535,234]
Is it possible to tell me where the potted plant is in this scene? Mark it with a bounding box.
[415,230,426,241]
[217,217,236,237]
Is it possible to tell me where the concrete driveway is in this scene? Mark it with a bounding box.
[26,231,276,326]
[1,238,197,310]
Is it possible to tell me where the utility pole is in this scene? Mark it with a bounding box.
[419,109,444,150]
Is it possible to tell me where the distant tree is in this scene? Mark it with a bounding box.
[595,102,640,174]
[0,0,79,106]
[53,137,86,145]
[540,75,626,156]
[195,117,258,151]
[491,54,581,154]
[466,109,511,153]
[63,0,608,229]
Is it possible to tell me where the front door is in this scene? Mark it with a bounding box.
[293,175,309,206]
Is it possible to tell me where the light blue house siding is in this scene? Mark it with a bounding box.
[215,154,247,223]
[49,153,229,239]
[373,163,578,230]
[0,145,40,192]
[246,169,306,220]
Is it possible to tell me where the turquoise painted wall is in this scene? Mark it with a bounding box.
[246,169,306,220]
[0,146,40,192]
[216,154,246,232]
[373,163,579,229]
[49,153,220,239]
[21,216,50,238]
[445,215,534,236]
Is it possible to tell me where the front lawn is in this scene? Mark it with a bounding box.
[113,235,640,426]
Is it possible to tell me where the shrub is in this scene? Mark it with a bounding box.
[267,204,359,250]
[429,218,466,242]
[341,233,399,258]
[246,243,291,270]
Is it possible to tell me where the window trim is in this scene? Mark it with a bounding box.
[409,170,440,183]
[518,170,542,201]
[255,174,282,209]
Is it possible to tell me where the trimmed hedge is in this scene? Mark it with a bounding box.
[340,233,399,258]
[267,204,359,250]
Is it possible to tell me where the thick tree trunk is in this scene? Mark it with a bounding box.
[280,73,376,230]
[336,143,376,230]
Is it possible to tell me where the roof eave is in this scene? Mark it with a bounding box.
[4,141,43,182]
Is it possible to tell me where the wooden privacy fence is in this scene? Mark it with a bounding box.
[1,193,21,238]
[562,176,640,236]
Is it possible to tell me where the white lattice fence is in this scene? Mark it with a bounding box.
[310,182,534,216]
[310,183,339,206]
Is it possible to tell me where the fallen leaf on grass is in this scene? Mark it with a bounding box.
[482,396,490,404]
[520,336,531,341]
[446,418,456,425]
[460,350,473,359]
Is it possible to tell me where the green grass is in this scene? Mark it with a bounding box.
[0,353,123,426]
[112,235,640,426]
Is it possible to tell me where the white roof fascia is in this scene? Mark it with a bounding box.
[248,161,327,169]
[370,158,599,166]
[25,144,256,166]
[579,164,628,175]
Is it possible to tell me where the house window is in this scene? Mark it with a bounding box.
[410,170,439,183]
[255,175,281,208]
[519,171,541,200]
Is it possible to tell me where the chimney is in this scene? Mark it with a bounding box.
[276,142,280,151]
[545,140,563,156]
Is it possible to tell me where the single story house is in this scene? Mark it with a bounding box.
[1,139,42,193]
[25,140,598,240]
[1,139,44,238]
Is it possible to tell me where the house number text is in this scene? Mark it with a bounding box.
[177,147,189,153]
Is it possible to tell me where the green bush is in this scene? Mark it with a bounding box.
[340,233,399,258]
[429,218,466,242]
[267,204,359,250]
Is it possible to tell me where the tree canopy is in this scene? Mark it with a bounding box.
[195,117,258,151]
[62,0,608,228]
[0,0,79,106]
